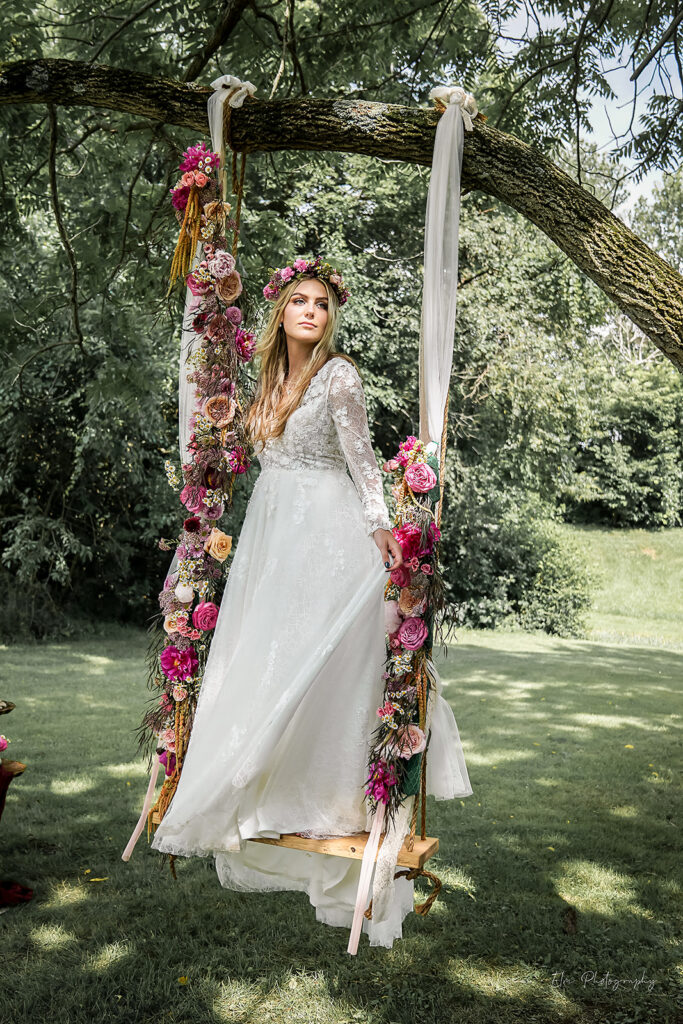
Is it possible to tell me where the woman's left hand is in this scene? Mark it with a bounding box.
[372,528,404,572]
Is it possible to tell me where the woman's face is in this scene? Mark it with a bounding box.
[281,277,329,346]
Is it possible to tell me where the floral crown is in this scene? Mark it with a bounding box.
[262,255,350,306]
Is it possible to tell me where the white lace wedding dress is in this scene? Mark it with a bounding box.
[152,355,472,947]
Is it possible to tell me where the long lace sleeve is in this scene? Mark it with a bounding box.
[327,359,393,536]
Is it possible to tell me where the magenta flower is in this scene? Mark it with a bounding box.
[293,258,308,272]
[365,760,398,804]
[396,435,419,467]
[160,644,199,681]
[280,266,295,282]
[393,523,423,561]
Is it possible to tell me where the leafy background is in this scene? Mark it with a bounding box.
[1,1,682,640]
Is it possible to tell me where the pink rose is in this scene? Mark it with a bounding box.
[193,601,219,631]
[420,563,434,575]
[404,462,437,493]
[280,266,295,282]
[293,259,308,271]
[390,564,411,588]
[172,685,188,702]
[194,171,208,188]
[389,724,426,760]
[384,599,403,635]
[397,616,428,651]
[180,484,208,514]
[161,727,176,752]
[181,171,195,187]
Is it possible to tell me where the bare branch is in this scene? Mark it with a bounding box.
[631,9,683,81]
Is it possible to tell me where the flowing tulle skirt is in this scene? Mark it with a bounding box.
[152,463,472,947]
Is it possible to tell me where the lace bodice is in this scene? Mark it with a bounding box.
[253,356,393,535]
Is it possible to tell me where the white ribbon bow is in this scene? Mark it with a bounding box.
[207,74,257,157]
[428,85,478,132]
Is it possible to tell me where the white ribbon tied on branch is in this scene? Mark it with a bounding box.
[418,84,478,455]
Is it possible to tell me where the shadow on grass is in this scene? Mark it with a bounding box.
[1,632,679,1024]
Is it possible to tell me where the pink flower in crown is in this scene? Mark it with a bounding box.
[280,266,295,282]
[329,273,341,286]
[263,284,278,300]
[404,462,437,494]
[397,616,428,651]
[293,259,308,272]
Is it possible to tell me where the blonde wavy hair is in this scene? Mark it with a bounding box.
[244,276,358,446]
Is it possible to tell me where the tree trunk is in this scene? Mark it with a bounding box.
[3,58,682,370]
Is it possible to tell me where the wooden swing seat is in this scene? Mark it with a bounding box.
[149,812,438,868]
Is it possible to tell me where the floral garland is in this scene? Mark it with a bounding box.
[137,140,257,831]
[364,435,445,826]
[263,255,350,305]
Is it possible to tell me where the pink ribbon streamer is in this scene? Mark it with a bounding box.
[121,758,161,862]
[346,802,386,955]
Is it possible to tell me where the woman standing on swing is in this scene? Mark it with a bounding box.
[152,257,472,948]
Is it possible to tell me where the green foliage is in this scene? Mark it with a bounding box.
[1,5,682,639]
[443,480,594,637]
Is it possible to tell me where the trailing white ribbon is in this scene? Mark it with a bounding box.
[418,85,477,454]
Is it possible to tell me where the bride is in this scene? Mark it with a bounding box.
[151,257,472,948]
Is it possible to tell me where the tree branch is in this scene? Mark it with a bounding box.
[3,57,682,371]
[46,102,86,356]
[183,0,253,83]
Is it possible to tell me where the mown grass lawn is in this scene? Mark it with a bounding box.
[1,528,681,1024]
